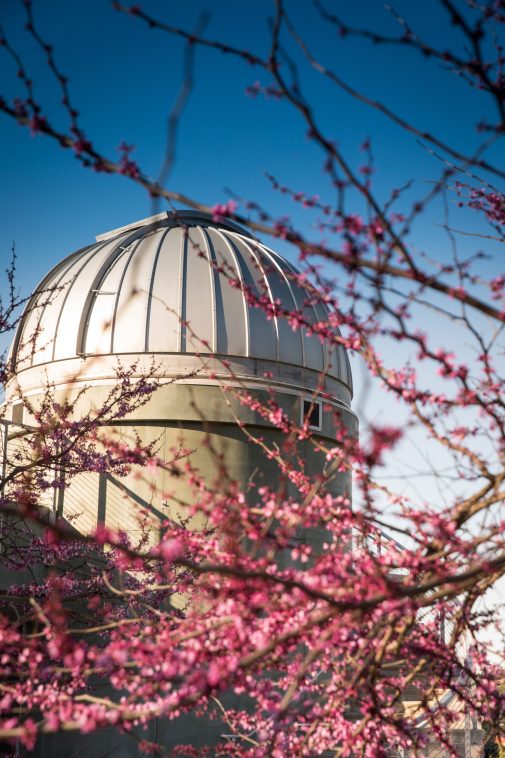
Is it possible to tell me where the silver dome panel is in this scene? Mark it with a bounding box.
[10,212,352,393]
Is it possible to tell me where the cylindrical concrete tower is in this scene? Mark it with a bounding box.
[5,210,356,544]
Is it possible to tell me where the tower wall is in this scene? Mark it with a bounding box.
[4,379,356,543]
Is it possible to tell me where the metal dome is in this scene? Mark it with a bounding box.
[9,211,352,396]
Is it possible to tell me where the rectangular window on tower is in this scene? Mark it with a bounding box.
[12,402,24,425]
[302,398,322,431]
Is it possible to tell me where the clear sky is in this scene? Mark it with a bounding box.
[0,0,503,510]
[1,0,502,282]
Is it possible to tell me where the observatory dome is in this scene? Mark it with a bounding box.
[7,211,352,405]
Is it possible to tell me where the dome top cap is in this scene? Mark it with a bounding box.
[95,210,255,243]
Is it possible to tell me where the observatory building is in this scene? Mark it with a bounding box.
[1,212,483,756]
[5,211,356,542]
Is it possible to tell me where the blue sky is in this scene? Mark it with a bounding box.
[1,0,502,289]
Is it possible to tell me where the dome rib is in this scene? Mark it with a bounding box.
[198,226,217,354]
[179,230,188,353]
